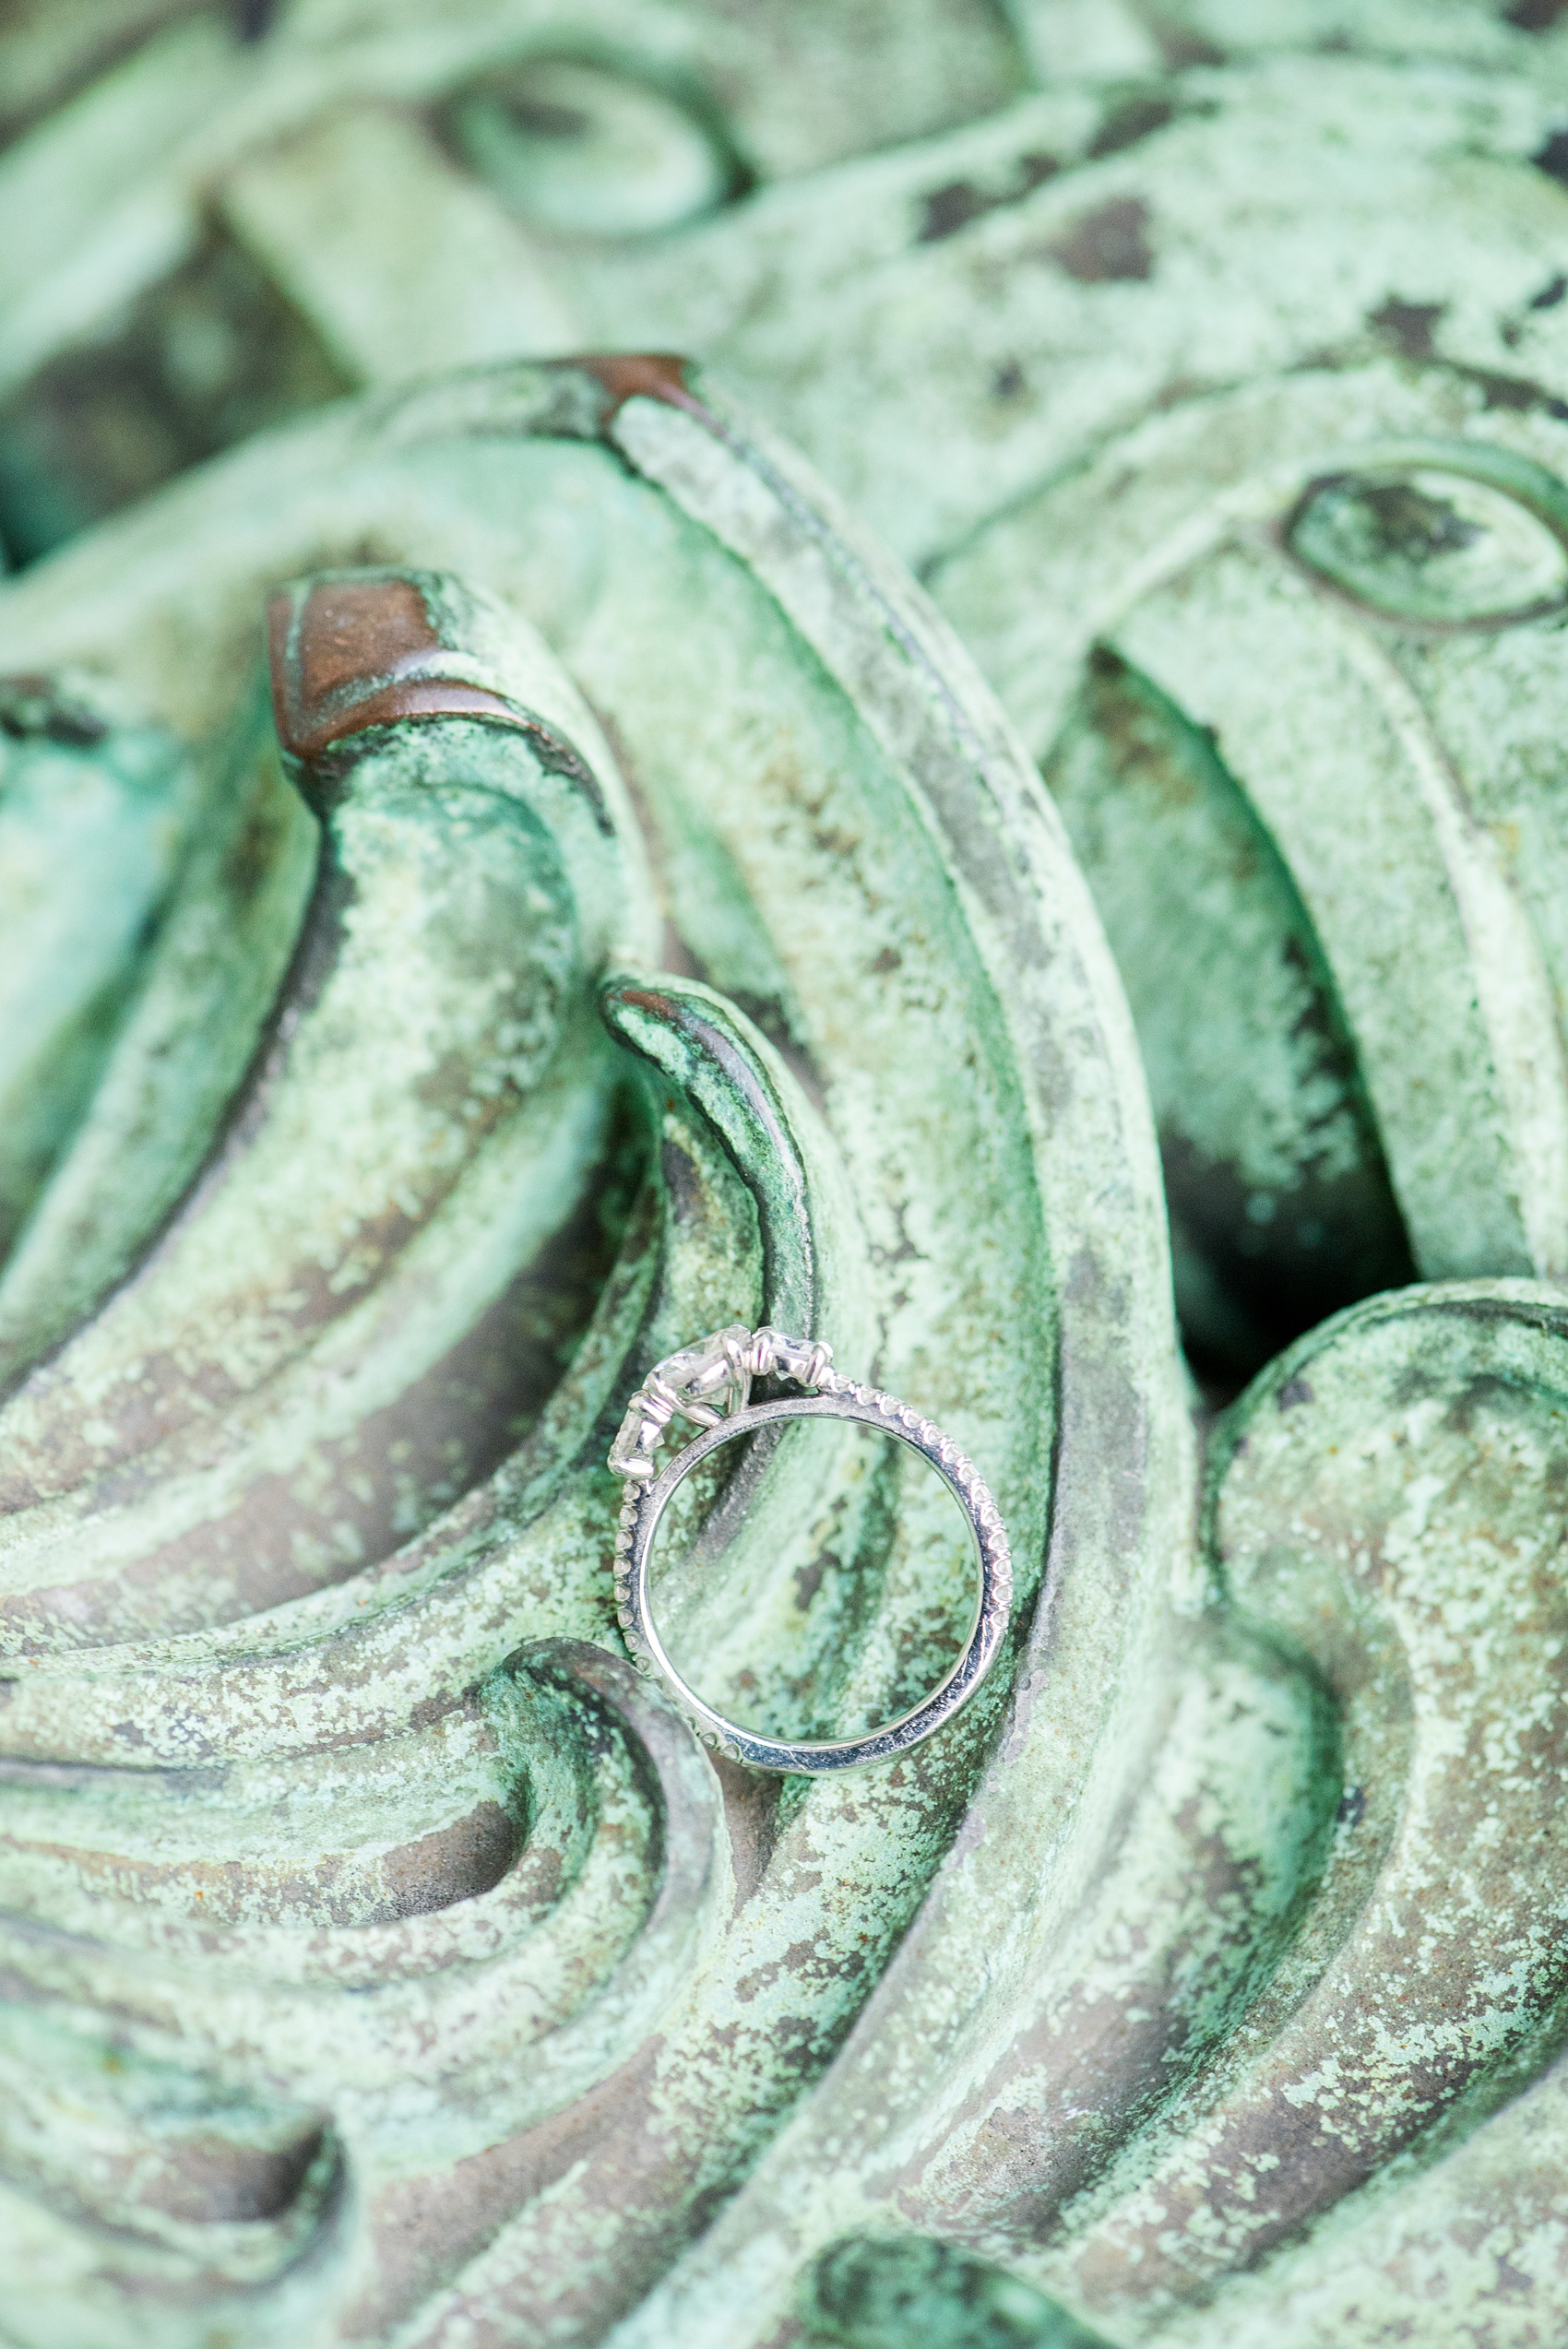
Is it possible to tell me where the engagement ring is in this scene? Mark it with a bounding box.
[608,1324,1013,1773]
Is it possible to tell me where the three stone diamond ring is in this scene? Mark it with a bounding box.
[607,1324,1013,1774]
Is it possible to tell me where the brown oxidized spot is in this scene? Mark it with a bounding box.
[292,575,438,706]
[1048,196,1155,284]
[268,574,521,765]
[558,351,705,425]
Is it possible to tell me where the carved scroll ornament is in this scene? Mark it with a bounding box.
[6,16,1568,2349]
[0,358,1182,2347]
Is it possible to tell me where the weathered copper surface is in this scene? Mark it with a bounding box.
[0,358,1177,2347]
[6,12,1568,2349]
[18,5,1568,1377]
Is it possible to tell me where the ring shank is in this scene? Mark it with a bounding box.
[614,1385,1013,1774]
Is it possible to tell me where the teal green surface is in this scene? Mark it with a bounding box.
[6,7,1568,2343]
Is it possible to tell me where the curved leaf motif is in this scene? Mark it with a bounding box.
[14,28,1568,2347]
[626,1285,1568,2349]
[0,358,1180,2345]
[0,1636,724,2347]
[0,685,319,1386]
[0,568,654,1650]
[1055,1286,1568,2314]
[907,76,1568,1366]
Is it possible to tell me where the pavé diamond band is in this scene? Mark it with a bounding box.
[607,1324,1013,1774]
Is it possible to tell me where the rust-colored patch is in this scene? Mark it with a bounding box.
[294,575,437,707]
[270,575,416,752]
[269,575,529,764]
[295,678,528,760]
[1049,196,1155,284]
[606,983,677,1022]
[558,352,707,425]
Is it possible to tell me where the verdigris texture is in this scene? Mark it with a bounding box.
[0,0,1028,555]
[507,39,1568,1379]
[0,359,1185,2345]
[19,15,1568,1373]
[6,352,1568,2349]
[18,0,1564,563]
[580,45,1568,1376]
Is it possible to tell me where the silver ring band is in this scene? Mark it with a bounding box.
[608,1327,1013,1774]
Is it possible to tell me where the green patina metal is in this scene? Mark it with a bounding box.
[21,6,1568,1372]
[0,0,1028,559]
[7,9,1568,2349]
[0,359,1173,2346]
[0,677,196,1273]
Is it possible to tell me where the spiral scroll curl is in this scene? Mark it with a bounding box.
[12,26,1568,2346]
[0,357,1187,2344]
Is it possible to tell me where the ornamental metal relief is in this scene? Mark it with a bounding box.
[6,11,1568,2349]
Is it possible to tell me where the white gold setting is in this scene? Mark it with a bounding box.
[608,1325,1013,1774]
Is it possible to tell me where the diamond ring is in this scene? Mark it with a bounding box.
[608,1325,1013,1773]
